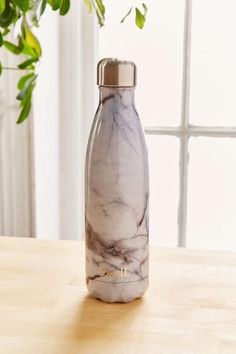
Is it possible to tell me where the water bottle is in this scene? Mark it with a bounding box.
[85,58,149,303]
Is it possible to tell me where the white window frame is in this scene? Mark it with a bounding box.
[144,0,236,247]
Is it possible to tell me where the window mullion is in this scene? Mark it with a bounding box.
[144,126,182,136]
[189,126,236,137]
[178,0,192,247]
[144,125,236,136]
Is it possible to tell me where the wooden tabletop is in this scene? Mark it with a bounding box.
[0,237,236,354]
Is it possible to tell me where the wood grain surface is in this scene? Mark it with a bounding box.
[0,236,236,354]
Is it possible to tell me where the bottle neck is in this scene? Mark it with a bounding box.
[99,87,135,106]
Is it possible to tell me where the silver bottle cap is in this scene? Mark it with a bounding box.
[97,58,136,87]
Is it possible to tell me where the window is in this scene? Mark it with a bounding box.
[98,0,236,251]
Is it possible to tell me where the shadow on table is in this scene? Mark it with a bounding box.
[70,294,146,347]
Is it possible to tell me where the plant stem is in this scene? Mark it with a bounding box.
[2,67,23,71]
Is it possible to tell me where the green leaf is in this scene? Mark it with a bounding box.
[93,0,105,26]
[17,91,32,123]
[12,0,29,12]
[92,0,105,27]
[84,0,92,13]
[22,25,42,58]
[17,76,36,123]
[60,0,70,15]
[40,0,47,15]
[96,0,105,15]
[17,74,37,101]
[143,3,148,13]
[22,40,37,58]
[0,0,5,14]
[0,32,2,47]
[135,4,147,29]
[21,81,35,106]
[3,40,23,54]
[0,2,15,28]
[18,57,37,69]
[51,0,61,11]
[120,7,132,24]
[2,27,10,36]
[0,62,2,76]
[135,8,144,29]
[17,73,35,90]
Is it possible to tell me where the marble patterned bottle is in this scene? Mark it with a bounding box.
[85,58,149,303]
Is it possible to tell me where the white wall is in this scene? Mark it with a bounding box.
[0,47,34,237]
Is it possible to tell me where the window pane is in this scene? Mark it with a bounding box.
[99,0,185,126]
[190,0,236,126]
[187,138,236,251]
[146,135,179,246]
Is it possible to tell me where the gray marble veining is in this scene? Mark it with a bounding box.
[85,87,149,303]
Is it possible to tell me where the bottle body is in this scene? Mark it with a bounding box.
[85,87,149,303]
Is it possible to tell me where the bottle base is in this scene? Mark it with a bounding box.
[86,277,149,303]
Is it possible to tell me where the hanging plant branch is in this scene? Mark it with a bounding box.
[121,3,148,29]
[0,0,147,123]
